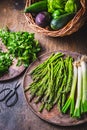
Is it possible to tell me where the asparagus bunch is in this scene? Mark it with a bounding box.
[25,53,87,118]
[25,52,73,112]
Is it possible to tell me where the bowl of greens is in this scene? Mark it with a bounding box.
[24,0,87,37]
[0,27,41,81]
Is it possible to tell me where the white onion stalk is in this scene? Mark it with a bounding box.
[73,61,82,118]
[62,61,78,116]
[81,56,87,113]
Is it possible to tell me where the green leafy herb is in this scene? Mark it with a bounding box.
[0,51,12,76]
[65,0,78,13]
[47,0,67,13]
[0,28,41,67]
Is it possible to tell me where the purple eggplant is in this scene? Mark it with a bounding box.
[35,12,51,27]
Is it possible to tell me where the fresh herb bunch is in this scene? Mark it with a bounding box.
[0,51,12,76]
[0,28,41,67]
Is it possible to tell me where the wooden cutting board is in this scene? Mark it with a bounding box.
[0,41,25,82]
[23,51,87,126]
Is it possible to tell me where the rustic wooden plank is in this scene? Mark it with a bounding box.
[0,0,87,130]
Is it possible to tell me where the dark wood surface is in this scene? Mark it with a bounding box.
[0,0,87,130]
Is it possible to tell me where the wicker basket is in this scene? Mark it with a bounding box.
[24,0,87,37]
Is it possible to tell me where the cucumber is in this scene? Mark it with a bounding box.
[50,13,75,30]
[24,1,47,13]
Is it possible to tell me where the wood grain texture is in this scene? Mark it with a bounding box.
[0,0,87,130]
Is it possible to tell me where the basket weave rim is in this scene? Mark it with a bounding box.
[24,0,87,37]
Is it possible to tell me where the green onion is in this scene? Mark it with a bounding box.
[62,62,77,116]
[81,56,87,113]
[73,61,82,118]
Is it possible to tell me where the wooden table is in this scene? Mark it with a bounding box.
[0,0,87,130]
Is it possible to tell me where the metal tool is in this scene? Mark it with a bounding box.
[0,81,20,107]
